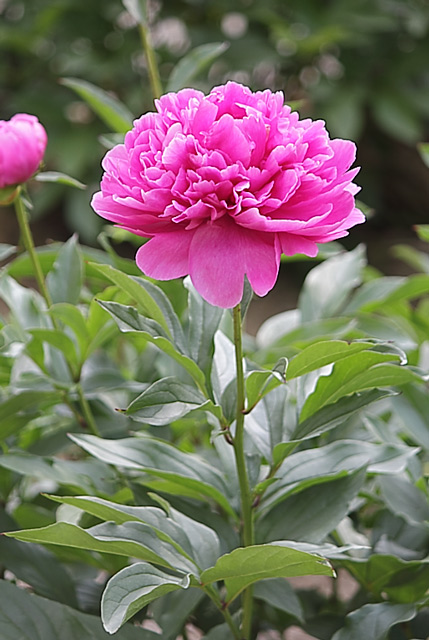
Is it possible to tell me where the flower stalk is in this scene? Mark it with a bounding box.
[232,303,254,639]
[13,188,100,438]
[137,22,162,100]
[14,188,53,308]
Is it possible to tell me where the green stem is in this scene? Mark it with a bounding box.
[137,21,162,100]
[14,189,53,307]
[14,189,99,438]
[232,304,254,639]
[204,585,241,640]
[76,383,101,437]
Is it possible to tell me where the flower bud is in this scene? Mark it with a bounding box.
[0,114,47,190]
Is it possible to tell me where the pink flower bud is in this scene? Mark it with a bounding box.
[0,114,48,189]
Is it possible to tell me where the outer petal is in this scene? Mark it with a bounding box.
[189,220,279,308]
[136,230,193,280]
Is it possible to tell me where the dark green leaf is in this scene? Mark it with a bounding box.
[332,602,416,640]
[0,580,158,640]
[253,579,303,621]
[343,555,429,603]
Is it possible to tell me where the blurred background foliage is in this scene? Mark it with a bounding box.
[0,0,428,254]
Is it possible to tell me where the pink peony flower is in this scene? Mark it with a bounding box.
[92,82,364,308]
[0,114,47,189]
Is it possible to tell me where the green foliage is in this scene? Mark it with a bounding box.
[1,231,429,638]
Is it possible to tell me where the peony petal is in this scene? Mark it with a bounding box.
[136,230,193,280]
[189,220,246,308]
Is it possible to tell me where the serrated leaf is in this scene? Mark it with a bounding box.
[102,562,190,634]
[332,602,416,640]
[61,78,133,134]
[201,543,333,603]
[167,42,229,92]
[34,171,86,189]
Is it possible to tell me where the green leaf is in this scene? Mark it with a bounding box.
[61,77,133,134]
[378,475,429,525]
[48,494,221,571]
[245,361,286,411]
[166,42,229,92]
[0,390,62,440]
[126,377,221,426]
[343,555,429,603]
[200,543,333,603]
[102,562,191,634]
[263,440,419,510]
[298,245,366,322]
[69,433,236,519]
[6,520,197,574]
[184,278,224,375]
[98,300,207,392]
[49,303,90,357]
[332,602,416,640]
[292,389,396,441]
[34,171,86,189]
[0,535,78,607]
[258,469,367,544]
[151,590,205,640]
[89,263,171,335]
[29,328,79,370]
[300,351,420,421]
[0,453,117,494]
[0,580,158,640]
[253,579,304,621]
[287,340,376,379]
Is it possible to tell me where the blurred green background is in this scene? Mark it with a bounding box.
[1,0,428,260]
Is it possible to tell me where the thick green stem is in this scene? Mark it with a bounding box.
[14,189,53,307]
[232,304,254,639]
[138,22,162,100]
